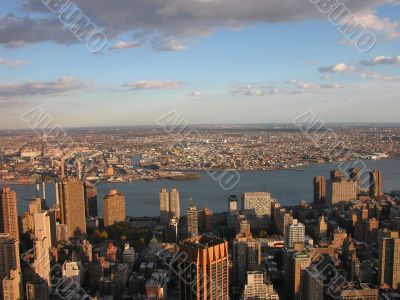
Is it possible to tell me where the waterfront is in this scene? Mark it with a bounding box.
[6,159,400,217]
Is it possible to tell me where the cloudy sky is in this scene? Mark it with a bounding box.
[0,0,400,129]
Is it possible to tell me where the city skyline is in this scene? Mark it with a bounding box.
[0,1,400,128]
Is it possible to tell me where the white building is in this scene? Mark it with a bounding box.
[242,271,279,300]
[285,219,305,248]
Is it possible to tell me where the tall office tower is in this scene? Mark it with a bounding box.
[57,178,86,238]
[330,169,343,180]
[103,189,126,227]
[284,250,311,300]
[2,269,22,300]
[313,176,326,205]
[186,204,198,237]
[378,230,400,289]
[369,170,383,199]
[242,271,279,300]
[178,235,229,300]
[159,189,170,226]
[326,178,358,205]
[159,188,181,226]
[0,187,19,241]
[302,267,324,300]
[0,234,21,299]
[84,181,98,217]
[232,225,261,288]
[285,219,305,248]
[242,192,272,218]
[34,211,56,249]
[199,208,212,231]
[32,230,51,286]
[228,195,238,214]
[169,188,180,220]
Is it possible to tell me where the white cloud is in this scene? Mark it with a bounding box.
[360,71,400,81]
[110,40,141,50]
[0,77,91,98]
[187,91,205,97]
[0,57,27,67]
[351,11,399,39]
[319,63,355,74]
[360,55,400,65]
[123,80,182,90]
[287,80,345,90]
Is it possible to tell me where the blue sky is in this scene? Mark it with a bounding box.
[0,0,400,128]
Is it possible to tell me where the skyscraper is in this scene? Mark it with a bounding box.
[369,170,383,199]
[178,235,229,300]
[169,188,180,220]
[159,188,170,225]
[2,268,22,300]
[84,181,98,217]
[0,234,21,300]
[378,230,400,289]
[186,204,198,237]
[232,224,261,289]
[0,187,19,241]
[326,178,358,205]
[198,208,212,232]
[159,188,180,226]
[313,176,326,205]
[242,192,272,218]
[57,178,86,238]
[103,189,126,227]
[32,230,51,286]
[284,249,311,300]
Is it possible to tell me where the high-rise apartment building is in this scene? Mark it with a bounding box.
[103,189,126,226]
[199,208,212,231]
[2,268,22,300]
[242,271,279,300]
[0,234,21,300]
[285,219,305,248]
[313,176,326,205]
[32,230,51,286]
[186,204,198,237]
[56,178,86,238]
[232,226,261,288]
[284,249,311,300]
[178,235,229,300]
[159,188,180,225]
[369,170,383,199]
[242,192,272,218]
[84,181,98,217]
[0,187,19,241]
[326,178,358,205]
[378,230,400,289]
